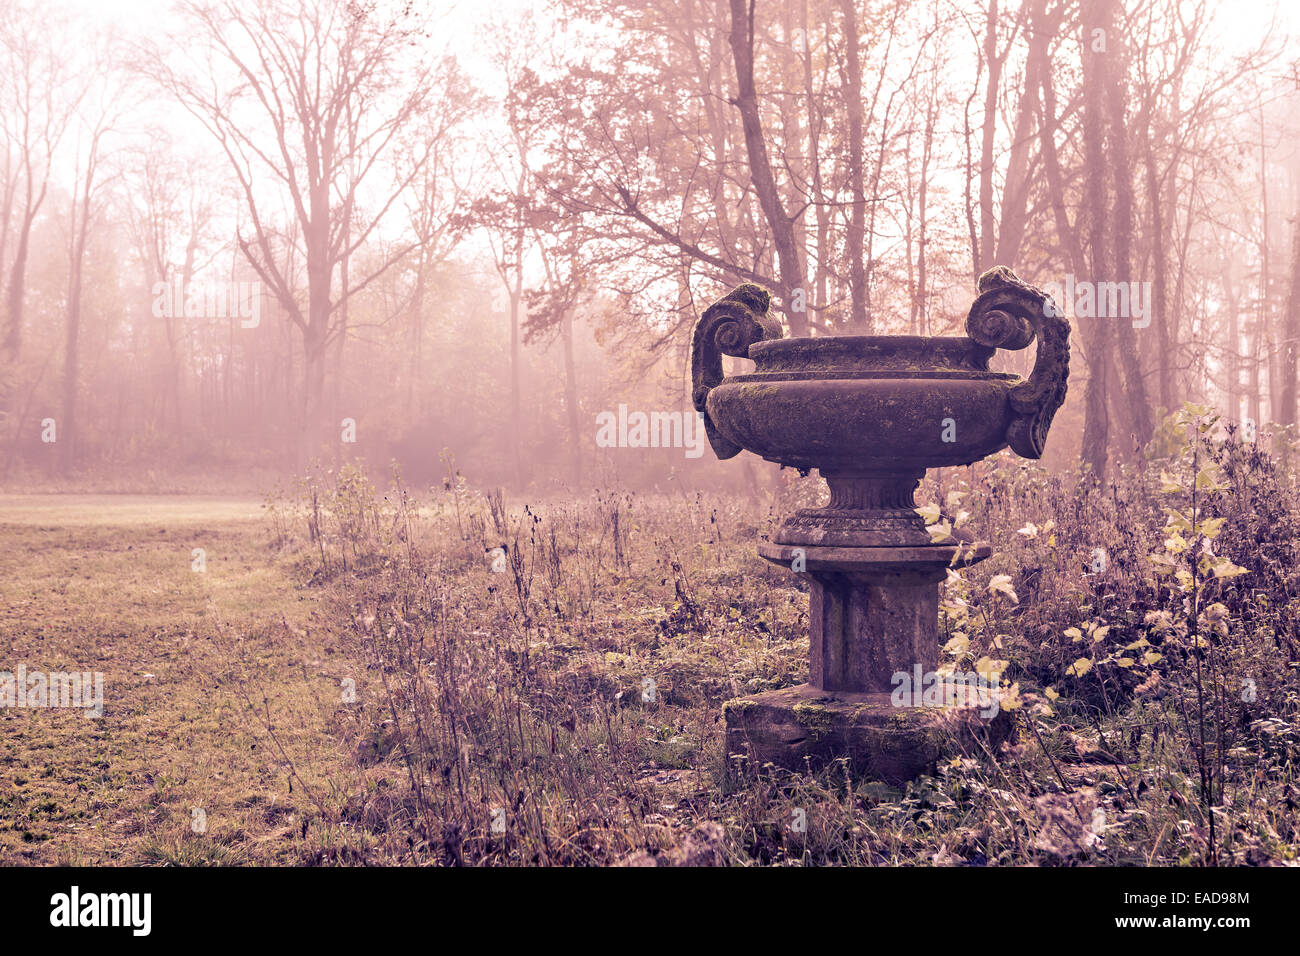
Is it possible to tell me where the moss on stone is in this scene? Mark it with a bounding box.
[792,701,836,733]
[722,698,758,718]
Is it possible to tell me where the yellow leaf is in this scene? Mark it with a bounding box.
[1197,517,1226,539]
[1067,657,1093,678]
[1195,467,1225,492]
[926,519,953,543]
[943,634,970,659]
[915,503,941,525]
[1000,683,1022,710]
[988,574,1019,604]
[1212,559,1249,579]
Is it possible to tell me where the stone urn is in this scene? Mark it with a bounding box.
[692,267,1070,783]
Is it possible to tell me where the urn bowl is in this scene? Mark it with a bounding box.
[689,269,1071,547]
[706,334,1021,474]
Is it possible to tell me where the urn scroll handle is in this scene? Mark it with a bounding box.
[964,266,1072,459]
[690,283,785,459]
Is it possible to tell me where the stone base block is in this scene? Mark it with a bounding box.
[723,684,1015,785]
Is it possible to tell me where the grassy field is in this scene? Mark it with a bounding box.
[0,495,359,864]
[3,408,1300,866]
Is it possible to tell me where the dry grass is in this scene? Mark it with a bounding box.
[4,410,1300,866]
[0,498,362,864]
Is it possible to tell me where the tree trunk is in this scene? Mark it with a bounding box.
[840,0,866,331]
[1078,0,1115,482]
[976,0,1002,274]
[1224,265,1240,422]
[1143,135,1173,414]
[61,259,83,473]
[728,0,807,334]
[993,15,1038,269]
[1103,12,1154,450]
[302,330,328,466]
[802,0,830,313]
[510,279,523,489]
[1280,195,1300,426]
[562,306,581,486]
[3,212,35,355]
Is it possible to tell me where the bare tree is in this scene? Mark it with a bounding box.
[0,0,87,356]
[1281,194,1300,425]
[61,45,128,470]
[728,0,808,334]
[147,0,448,454]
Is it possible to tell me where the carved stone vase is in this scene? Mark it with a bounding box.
[691,267,1070,783]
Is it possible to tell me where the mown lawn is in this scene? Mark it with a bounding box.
[0,496,359,865]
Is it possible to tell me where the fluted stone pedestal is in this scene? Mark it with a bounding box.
[723,537,1015,784]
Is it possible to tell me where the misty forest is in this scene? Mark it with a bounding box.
[0,0,1299,868]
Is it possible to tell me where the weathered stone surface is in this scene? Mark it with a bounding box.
[693,267,1070,477]
[723,684,1015,786]
[775,472,932,547]
[707,373,1021,475]
[807,573,938,693]
[757,541,990,694]
[756,540,992,572]
[691,268,1067,784]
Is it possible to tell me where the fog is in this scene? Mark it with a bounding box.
[0,0,1296,493]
